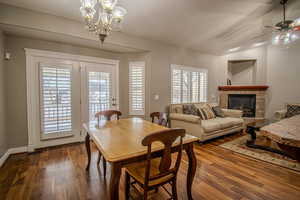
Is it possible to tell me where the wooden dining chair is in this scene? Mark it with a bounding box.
[150,112,168,127]
[124,128,186,200]
[94,110,122,176]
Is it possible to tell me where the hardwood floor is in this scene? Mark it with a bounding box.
[1,132,300,200]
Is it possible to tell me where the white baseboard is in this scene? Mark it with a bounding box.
[0,146,28,168]
[0,151,10,168]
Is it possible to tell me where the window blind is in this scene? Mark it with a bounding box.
[39,64,72,135]
[88,71,111,121]
[129,62,145,115]
[171,65,208,104]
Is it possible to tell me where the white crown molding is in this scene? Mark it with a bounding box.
[0,146,28,168]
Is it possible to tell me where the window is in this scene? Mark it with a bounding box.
[129,62,145,115]
[39,64,72,136]
[171,65,207,104]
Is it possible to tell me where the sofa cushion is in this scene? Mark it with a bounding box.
[170,104,183,114]
[226,117,244,126]
[201,119,221,132]
[212,106,225,117]
[201,117,243,133]
[169,113,201,123]
[286,103,300,118]
[183,104,199,116]
[213,118,234,129]
[195,104,216,119]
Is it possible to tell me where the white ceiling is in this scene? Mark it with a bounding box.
[0,0,300,54]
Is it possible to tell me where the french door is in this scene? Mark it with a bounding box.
[26,49,119,150]
[81,62,118,124]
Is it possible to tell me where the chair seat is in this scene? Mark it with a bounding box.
[125,158,174,187]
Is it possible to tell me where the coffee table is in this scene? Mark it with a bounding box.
[245,119,294,159]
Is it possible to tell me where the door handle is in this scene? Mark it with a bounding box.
[112,97,117,106]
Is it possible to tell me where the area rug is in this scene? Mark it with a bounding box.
[220,134,300,172]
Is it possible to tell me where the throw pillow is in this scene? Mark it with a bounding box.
[286,103,300,118]
[212,106,225,118]
[198,108,208,120]
[202,104,216,119]
[182,104,199,116]
[198,104,216,120]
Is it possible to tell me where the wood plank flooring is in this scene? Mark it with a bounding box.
[1,132,300,200]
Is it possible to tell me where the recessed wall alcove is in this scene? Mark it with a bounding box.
[227,60,257,85]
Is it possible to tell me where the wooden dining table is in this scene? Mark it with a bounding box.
[83,118,199,200]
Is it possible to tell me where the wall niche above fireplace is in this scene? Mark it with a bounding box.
[228,94,256,117]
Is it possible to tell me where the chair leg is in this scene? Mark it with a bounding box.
[103,157,107,177]
[143,191,148,200]
[97,151,102,165]
[171,179,178,200]
[125,172,130,200]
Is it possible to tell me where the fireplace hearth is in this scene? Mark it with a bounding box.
[228,94,256,117]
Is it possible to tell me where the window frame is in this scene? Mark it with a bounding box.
[129,61,146,116]
[170,64,208,104]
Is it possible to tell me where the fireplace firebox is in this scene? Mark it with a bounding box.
[228,94,256,117]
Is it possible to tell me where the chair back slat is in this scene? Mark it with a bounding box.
[95,110,122,123]
[141,128,185,186]
[150,112,168,127]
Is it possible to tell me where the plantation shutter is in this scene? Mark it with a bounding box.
[129,62,145,115]
[39,64,72,137]
[171,65,208,104]
[88,71,111,121]
[171,69,181,104]
[199,71,207,102]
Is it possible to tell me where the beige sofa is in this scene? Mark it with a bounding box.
[169,103,244,142]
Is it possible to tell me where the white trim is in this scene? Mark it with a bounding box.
[24,48,119,65]
[0,146,28,168]
[170,64,208,73]
[25,48,120,151]
[0,151,9,168]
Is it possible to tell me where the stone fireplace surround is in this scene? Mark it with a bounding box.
[219,85,268,119]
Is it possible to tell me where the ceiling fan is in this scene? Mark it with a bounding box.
[265,0,300,45]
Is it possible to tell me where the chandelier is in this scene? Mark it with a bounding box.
[266,0,300,46]
[80,0,127,44]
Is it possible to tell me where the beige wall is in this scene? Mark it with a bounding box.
[4,35,219,148]
[0,30,7,156]
[266,40,300,118]
[4,35,129,148]
[218,43,300,119]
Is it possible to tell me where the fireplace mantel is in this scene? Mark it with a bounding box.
[218,85,269,91]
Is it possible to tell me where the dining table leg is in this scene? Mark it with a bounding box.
[85,133,91,171]
[185,143,197,200]
[109,162,122,200]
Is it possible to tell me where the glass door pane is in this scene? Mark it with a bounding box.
[88,71,112,121]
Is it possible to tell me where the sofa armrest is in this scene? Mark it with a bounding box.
[169,113,201,124]
[274,109,287,121]
[222,109,243,118]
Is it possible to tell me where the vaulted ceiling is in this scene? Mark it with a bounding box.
[0,0,300,54]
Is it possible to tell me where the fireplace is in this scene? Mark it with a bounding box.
[228,94,256,117]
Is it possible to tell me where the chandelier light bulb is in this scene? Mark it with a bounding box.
[100,0,118,12]
[80,0,126,43]
[113,6,127,22]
